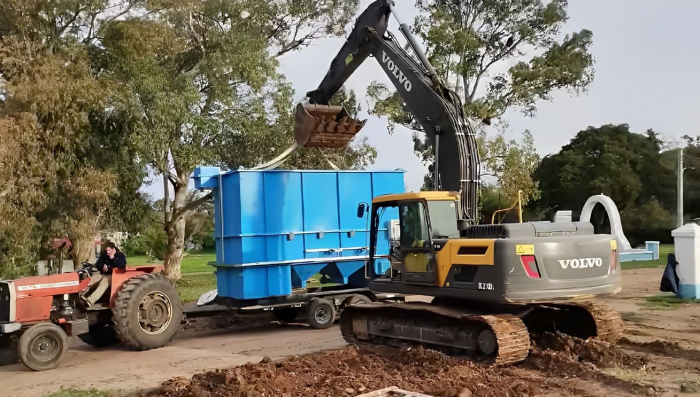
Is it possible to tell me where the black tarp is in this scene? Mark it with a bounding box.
[660,253,680,295]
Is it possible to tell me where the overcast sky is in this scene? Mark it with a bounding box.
[140,0,700,200]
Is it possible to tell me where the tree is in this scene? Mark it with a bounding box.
[221,86,377,171]
[0,36,112,275]
[478,129,540,206]
[681,135,700,222]
[99,0,367,280]
[532,124,675,238]
[0,0,153,274]
[367,0,594,206]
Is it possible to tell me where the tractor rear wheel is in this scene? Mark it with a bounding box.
[18,322,68,371]
[112,273,183,351]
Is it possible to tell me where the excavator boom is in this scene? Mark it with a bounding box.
[294,0,481,223]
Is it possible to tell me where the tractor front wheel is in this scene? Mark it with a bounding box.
[18,322,68,371]
[112,273,183,351]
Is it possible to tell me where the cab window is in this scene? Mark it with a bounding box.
[426,200,459,239]
[399,201,430,248]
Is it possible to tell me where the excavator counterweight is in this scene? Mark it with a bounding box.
[294,103,366,148]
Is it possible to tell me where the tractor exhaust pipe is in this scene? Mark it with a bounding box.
[293,103,367,148]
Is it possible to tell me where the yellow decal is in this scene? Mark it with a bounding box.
[610,239,618,250]
[515,244,534,255]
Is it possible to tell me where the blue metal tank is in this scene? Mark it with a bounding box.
[192,167,404,301]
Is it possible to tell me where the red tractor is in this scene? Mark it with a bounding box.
[0,262,183,371]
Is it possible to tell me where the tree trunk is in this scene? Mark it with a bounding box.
[71,239,94,269]
[69,219,99,270]
[163,218,185,280]
[162,168,190,281]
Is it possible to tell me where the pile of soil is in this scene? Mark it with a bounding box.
[154,346,550,397]
[150,334,655,397]
[528,332,648,370]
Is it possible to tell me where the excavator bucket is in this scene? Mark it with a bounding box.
[294,103,367,148]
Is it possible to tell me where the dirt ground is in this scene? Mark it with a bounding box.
[2,267,699,397]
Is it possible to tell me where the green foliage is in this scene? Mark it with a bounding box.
[639,294,700,310]
[175,273,217,303]
[0,0,154,275]
[0,0,369,279]
[45,389,108,397]
[533,124,676,239]
[121,234,150,257]
[366,0,594,208]
[413,0,594,120]
[682,135,700,222]
[0,38,112,273]
[478,130,540,206]
[92,0,369,279]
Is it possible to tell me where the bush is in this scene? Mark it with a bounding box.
[121,234,149,256]
[143,225,167,260]
[120,224,167,260]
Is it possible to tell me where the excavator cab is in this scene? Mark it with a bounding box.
[360,192,462,286]
[293,103,366,148]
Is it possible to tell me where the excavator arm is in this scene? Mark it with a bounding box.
[294,0,481,223]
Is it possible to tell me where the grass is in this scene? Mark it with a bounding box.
[620,311,647,324]
[45,389,108,397]
[127,250,216,274]
[175,273,217,303]
[601,367,653,387]
[620,244,674,270]
[125,250,218,303]
[637,293,700,310]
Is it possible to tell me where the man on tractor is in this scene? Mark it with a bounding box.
[83,241,127,307]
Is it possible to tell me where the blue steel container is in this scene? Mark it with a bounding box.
[192,167,405,300]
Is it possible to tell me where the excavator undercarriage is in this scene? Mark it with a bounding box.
[341,300,623,365]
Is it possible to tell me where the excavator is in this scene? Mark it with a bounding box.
[293,0,623,365]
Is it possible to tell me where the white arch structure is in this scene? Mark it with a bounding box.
[579,194,633,252]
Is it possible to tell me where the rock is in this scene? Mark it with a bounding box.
[507,381,531,397]
[345,388,355,394]
[681,382,700,393]
[647,387,656,396]
[458,388,473,397]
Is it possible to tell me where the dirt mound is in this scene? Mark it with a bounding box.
[153,346,550,397]
[618,337,682,352]
[527,332,648,371]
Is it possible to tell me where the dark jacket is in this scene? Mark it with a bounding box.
[96,250,127,274]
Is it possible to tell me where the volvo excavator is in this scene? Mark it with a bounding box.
[293,0,623,365]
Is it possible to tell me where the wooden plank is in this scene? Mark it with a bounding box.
[355,386,433,397]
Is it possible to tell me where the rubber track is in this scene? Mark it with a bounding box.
[340,304,531,366]
[554,301,625,343]
[112,272,165,351]
[465,313,530,365]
